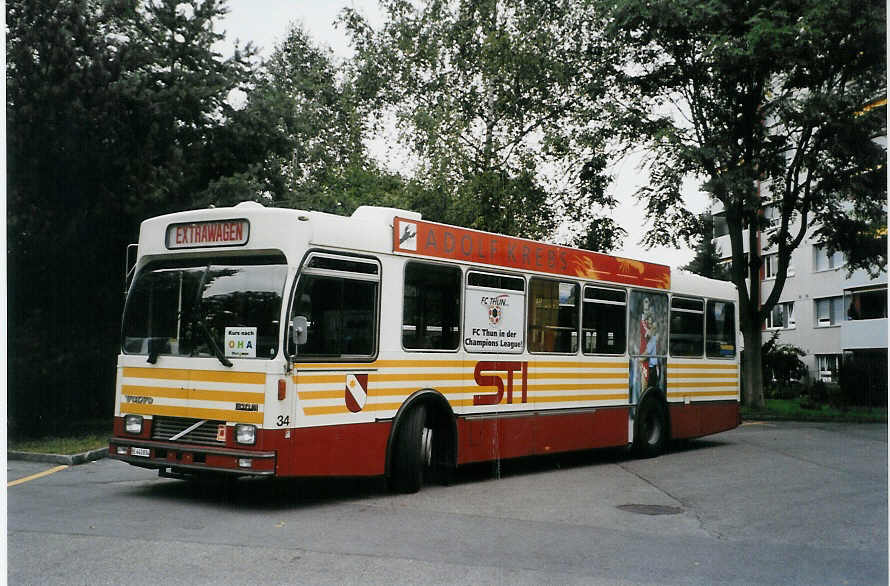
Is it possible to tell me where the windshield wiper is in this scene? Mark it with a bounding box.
[191,265,233,368]
[197,318,233,368]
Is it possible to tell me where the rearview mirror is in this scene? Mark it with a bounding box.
[291,315,308,346]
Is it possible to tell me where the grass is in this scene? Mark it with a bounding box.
[9,433,109,455]
[8,419,111,455]
[742,397,888,423]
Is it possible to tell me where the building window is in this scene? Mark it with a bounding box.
[713,213,729,238]
[814,296,845,327]
[528,278,579,353]
[764,253,779,279]
[812,245,845,272]
[763,205,780,230]
[816,354,841,383]
[582,286,626,355]
[763,253,794,279]
[845,287,888,320]
[765,301,795,329]
[402,262,462,350]
[669,297,704,357]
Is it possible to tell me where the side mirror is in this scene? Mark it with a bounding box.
[291,315,308,346]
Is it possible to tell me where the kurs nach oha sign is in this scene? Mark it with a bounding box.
[392,217,670,289]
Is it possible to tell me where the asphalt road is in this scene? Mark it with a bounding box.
[7,421,888,585]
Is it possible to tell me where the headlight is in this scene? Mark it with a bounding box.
[124,414,143,434]
[235,424,257,445]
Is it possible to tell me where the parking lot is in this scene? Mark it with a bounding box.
[8,421,887,584]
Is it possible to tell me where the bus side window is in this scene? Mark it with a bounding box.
[291,254,380,359]
[706,300,736,358]
[582,287,626,354]
[669,297,704,357]
[528,278,579,353]
[402,262,461,350]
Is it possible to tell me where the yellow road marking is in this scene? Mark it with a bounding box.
[8,465,69,487]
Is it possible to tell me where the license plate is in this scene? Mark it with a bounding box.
[131,447,150,457]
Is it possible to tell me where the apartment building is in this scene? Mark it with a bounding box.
[712,207,887,388]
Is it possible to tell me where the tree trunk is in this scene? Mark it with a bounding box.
[742,317,765,409]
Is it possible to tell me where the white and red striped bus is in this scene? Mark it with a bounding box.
[109,202,740,492]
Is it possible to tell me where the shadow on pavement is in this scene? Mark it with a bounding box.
[120,438,730,509]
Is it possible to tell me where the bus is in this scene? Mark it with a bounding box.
[109,202,740,492]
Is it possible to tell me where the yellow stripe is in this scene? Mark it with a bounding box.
[297,379,630,402]
[668,381,738,388]
[297,360,465,370]
[527,382,627,391]
[8,465,69,487]
[667,363,737,370]
[123,367,265,384]
[121,402,263,424]
[122,385,265,404]
[302,391,633,415]
[665,372,738,379]
[296,369,628,385]
[534,393,628,403]
[668,391,738,398]
[534,361,627,369]
[302,402,405,416]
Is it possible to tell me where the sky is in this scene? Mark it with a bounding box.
[216,1,707,268]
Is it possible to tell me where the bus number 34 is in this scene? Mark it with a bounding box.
[473,361,529,406]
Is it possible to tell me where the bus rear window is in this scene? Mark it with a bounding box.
[706,300,736,358]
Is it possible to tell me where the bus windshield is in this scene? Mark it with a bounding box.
[122,254,288,361]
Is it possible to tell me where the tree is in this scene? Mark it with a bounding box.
[196,23,409,214]
[342,0,626,250]
[6,0,255,433]
[761,331,807,394]
[681,212,731,280]
[597,0,886,407]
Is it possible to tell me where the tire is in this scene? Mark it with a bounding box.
[633,396,667,458]
[391,405,427,493]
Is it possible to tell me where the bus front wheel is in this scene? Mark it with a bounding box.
[633,397,667,458]
[391,405,427,493]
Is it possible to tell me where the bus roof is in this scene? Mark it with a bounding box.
[134,202,731,297]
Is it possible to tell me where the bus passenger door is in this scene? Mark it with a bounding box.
[627,290,669,410]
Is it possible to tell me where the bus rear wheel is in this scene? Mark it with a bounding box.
[391,405,427,493]
[634,396,667,458]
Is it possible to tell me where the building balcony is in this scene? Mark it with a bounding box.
[840,318,888,351]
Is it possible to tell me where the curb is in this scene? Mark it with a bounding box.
[8,447,108,466]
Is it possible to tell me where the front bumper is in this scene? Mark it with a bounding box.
[108,436,276,476]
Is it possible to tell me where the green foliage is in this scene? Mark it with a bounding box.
[342,0,626,250]
[681,213,731,280]
[741,398,887,422]
[597,0,886,407]
[6,2,409,433]
[6,0,256,432]
[761,331,807,392]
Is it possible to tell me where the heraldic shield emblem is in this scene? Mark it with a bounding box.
[345,374,369,413]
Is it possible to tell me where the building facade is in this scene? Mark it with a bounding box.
[712,208,887,393]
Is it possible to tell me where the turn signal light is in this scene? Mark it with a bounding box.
[278,379,286,401]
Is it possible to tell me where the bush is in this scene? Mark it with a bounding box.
[762,332,807,398]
